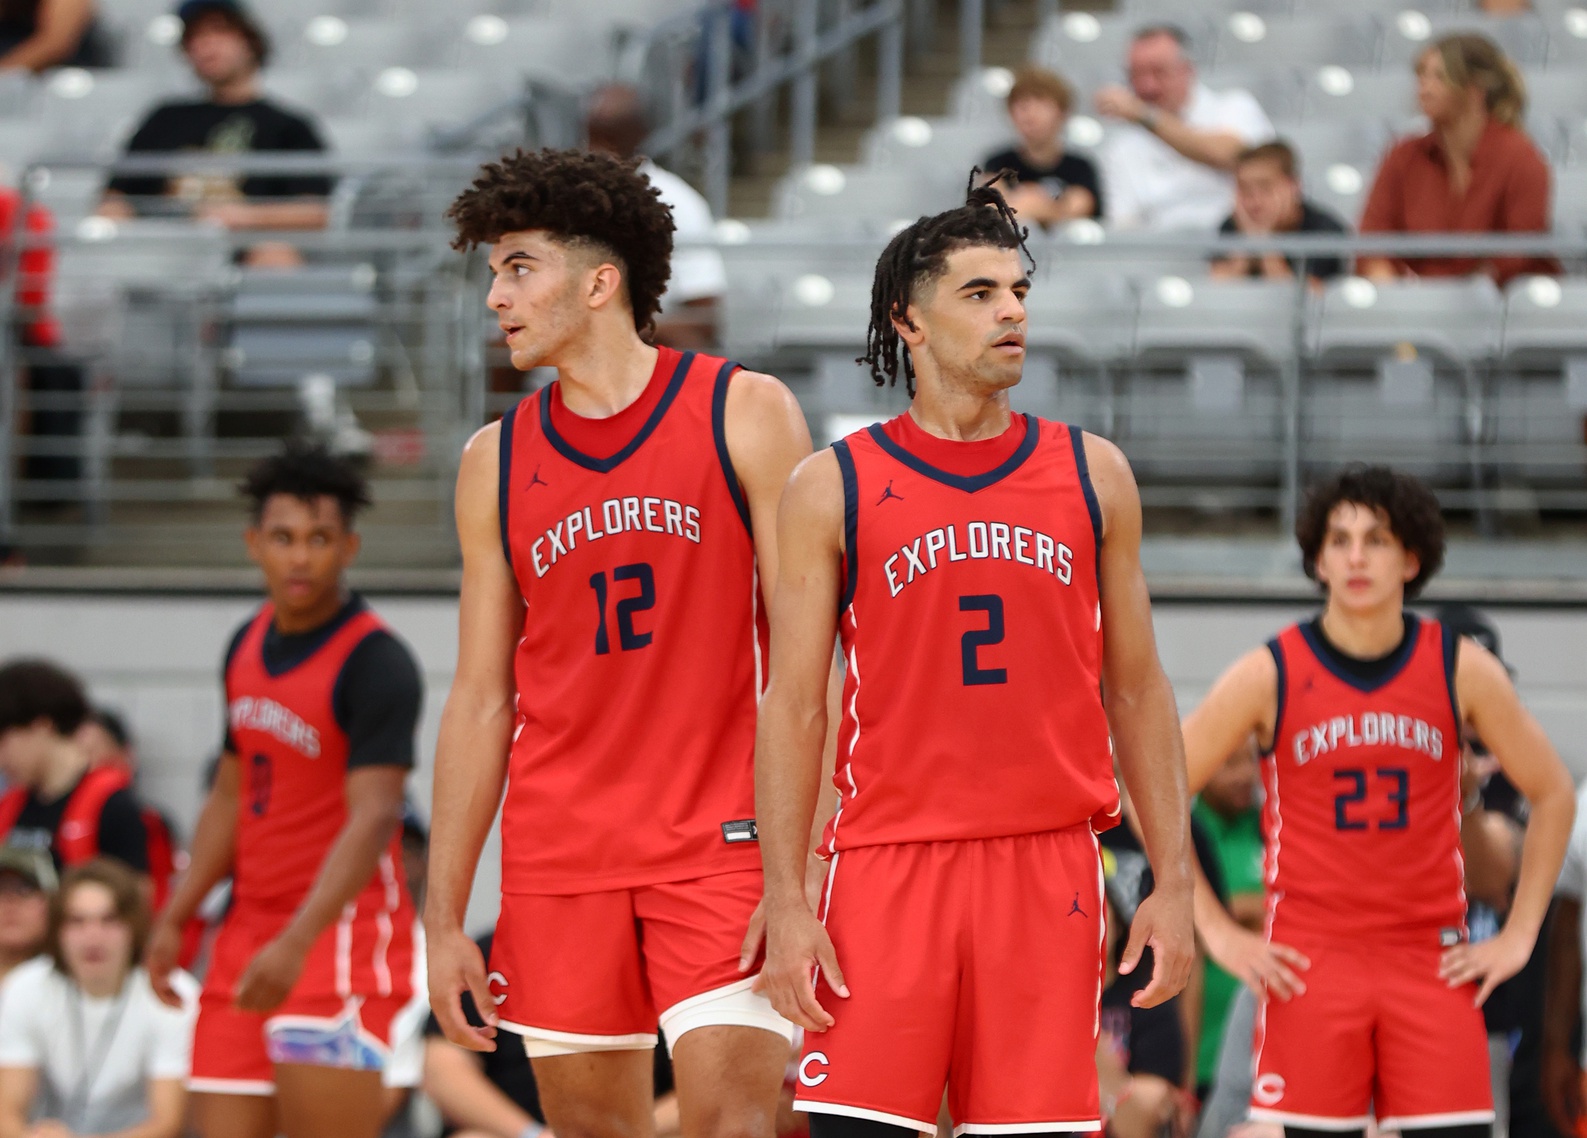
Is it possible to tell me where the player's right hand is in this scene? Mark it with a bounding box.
[755,901,847,1032]
[1204,921,1310,1001]
[428,925,499,1052]
[143,916,185,1009]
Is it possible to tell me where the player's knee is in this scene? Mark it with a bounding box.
[543,1114,649,1138]
[1126,1074,1176,1123]
[691,1098,778,1138]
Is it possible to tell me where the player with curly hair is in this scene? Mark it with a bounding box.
[425,148,814,1137]
[146,441,424,1138]
[1180,465,1575,1138]
[756,179,1197,1134]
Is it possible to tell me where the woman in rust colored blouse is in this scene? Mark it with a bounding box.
[1358,32,1556,285]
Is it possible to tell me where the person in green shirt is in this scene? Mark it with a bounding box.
[1190,736,1265,1093]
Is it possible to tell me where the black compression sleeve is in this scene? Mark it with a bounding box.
[96,789,150,873]
[334,632,422,771]
[1397,1127,1490,1138]
[1284,1129,1364,1138]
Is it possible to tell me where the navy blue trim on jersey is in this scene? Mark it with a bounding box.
[259,594,369,679]
[711,359,753,534]
[864,413,1037,493]
[1441,621,1463,730]
[537,349,696,474]
[1068,423,1104,581]
[498,400,519,571]
[1297,612,1422,693]
[833,440,859,613]
[1266,636,1287,757]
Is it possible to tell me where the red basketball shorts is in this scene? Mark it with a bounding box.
[1250,930,1494,1129]
[189,904,414,1094]
[795,827,1106,1133]
[490,868,793,1056]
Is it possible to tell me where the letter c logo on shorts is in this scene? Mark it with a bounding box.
[798,1052,829,1087]
[487,971,509,1006]
[1253,1073,1286,1106]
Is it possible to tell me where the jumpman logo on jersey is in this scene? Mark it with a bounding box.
[1068,892,1086,917]
[526,466,549,490]
[876,480,904,505]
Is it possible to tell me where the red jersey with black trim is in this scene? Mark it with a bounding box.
[225,603,413,936]
[1263,615,1466,942]
[498,347,767,893]
[820,413,1120,855]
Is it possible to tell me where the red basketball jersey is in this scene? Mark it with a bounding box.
[499,348,766,893]
[820,414,1120,855]
[225,604,413,934]
[1263,615,1466,942]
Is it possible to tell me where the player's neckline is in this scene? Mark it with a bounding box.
[1298,612,1421,693]
[865,414,1038,493]
[538,350,696,474]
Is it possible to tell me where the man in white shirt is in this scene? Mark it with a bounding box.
[1094,25,1273,231]
[585,84,728,350]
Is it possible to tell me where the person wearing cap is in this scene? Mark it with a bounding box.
[0,661,149,880]
[0,848,52,988]
[99,0,331,267]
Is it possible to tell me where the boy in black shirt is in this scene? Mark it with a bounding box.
[1210,140,1348,285]
[100,0,330,264]
[0,660,148,876]
[982,65,1104,226]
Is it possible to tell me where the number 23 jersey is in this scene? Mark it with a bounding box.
[499,348,766,894]
[822,414,1120,855]
[1263,616,1465,942]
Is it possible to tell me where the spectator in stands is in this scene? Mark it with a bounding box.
[0,859,195,1138]
[0,661,149,877]
[981,65,1102,227]
[0,0,107,71]
[0,848,51,986]
[584,83,726,350]
[1189,737,1264,1099]
[99,0,331,268]
[75,709,183,914]
[1210,142,1348,285]
[1094,24,1273,231]
[1359,32,1555,286]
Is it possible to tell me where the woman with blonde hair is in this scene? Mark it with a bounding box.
[0,859,195,1138]
[1359,32,1557,284]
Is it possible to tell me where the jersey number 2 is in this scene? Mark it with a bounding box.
[959,594,1008,686]
[590,562,656,655]
[1333,767,1409,831]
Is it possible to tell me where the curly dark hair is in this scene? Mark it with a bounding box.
[241,442,371,526]
[448,148,674,338]
[0,659,89,737]
[859,172,1034,396]
[1295,465,1446,599]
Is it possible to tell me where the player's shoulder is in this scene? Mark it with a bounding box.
[1451,630,1512,696]
[723,364,800,419]
[781,447,845,521]
[1226,641,1283,692]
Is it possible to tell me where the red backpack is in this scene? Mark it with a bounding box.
[0,767,176,906]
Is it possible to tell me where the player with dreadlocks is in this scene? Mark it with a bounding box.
[426,148,814,1138]
[755,177,1196,1134]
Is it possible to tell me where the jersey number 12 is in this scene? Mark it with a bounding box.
[590,562,656,655]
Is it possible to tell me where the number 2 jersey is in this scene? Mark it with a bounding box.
[499,347,766,894]
[821,412,1120,856]
[1263,615,1465,943]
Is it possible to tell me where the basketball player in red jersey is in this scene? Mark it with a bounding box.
[425,149,812,1138]
[144,445,422,1138]
[756,184,1197,1135]
[1182,466,1575,1138]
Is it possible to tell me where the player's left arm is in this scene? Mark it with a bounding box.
[1086,433,1195,1009]
[234,636,422,1013]
[1439,636,1576,1006]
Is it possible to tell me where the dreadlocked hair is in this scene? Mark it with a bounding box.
[447,148,674,339]
[859,170,1034,396]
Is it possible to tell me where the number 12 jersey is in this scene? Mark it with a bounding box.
[822,413,1121,856]
[499,347,767,895]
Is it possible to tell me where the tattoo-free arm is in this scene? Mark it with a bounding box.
[425,423,523,1051]
[1085,434,1194,1007]
[422,1039,537,1137]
